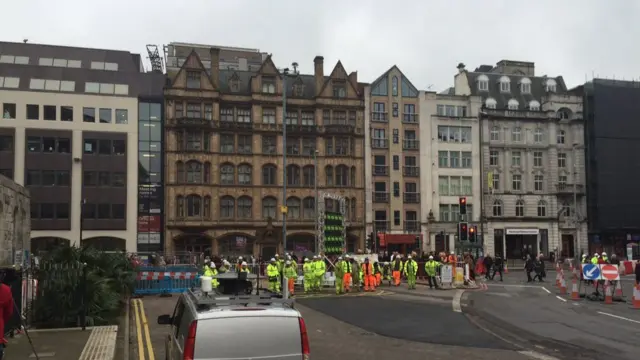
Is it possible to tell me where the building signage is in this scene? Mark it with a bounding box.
[138,215,161,233]
[137,232,161,244]
[506,228,540,236]
[138,184,162,213]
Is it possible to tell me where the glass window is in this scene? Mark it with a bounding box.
[139,121,161,141]
[98,140,111,155]
[60,81,75,92]
[112,140,126,155]
[61,106,73,122]
[91,61,105,70]
[114,84,128,95]
[39,58,53,66]
[67,60,81,68]
[83,107,96,122]
[43,105,57,121]
[149,103,161,121]
[99,108,111,123]
[139,153,162,183]
[30,79,45,90]
[85,82,100,93]
[44,80,60,91]
[26,104,39,120]
[115,109,128,124]
[83,139,96,154]
[104,62,118,71]
[139,141,161,152]
[139,103,150,121]
[99,83,115,94]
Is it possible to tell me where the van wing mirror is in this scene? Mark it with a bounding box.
[157,314,172,325]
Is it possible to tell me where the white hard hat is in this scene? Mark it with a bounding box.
[338,256,343,260]
[345,254,350,258]
[286,260,291,265]
[407,255,412,259]
[286,255,291,259]
[275,254,280,257]
[602,252,607,256]
[238,256,243,260]
[270,258,276,262]
[450,251,454,255]
[313,255,318,259]
[224,260,231,266]
[594,253,599,256]
[210,262,216,268]
[304,258,309,262]
[241,261,247,266]
[429,255,434,260]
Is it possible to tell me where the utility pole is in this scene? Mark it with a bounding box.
[573,144,579,258]
[314,149,319,253]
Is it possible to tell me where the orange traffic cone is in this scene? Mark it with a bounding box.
[504,263,509,274]
[632,284,640,310]
[604,282,613,305]
[614,280,623,298]
[560,276,567,295]
[570,277,580,300]
[556,270,561,288]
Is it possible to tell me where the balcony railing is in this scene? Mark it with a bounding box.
[372,139,389,149]
[372,165,389,176]
[403,166,419,177]
[403,192,420,203]
[402,113,419,124]
[374,221,390,233]
[372,112,388,122]
[404,220,420,233]
[555,183,585,194]
[373,192,389,203]
[403,139,420,150]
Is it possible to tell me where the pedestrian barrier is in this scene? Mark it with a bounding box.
[134,270,200,295]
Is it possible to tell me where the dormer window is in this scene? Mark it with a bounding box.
[186,71,201,89]
[529,100,541,111]
[545,79,557,92]
[477,74,489,91]
[519,78,532,94]
[507,99,519,110]
[292,83,304,97]
[229,79,240,92]
[262,77,276,93]
[499,76,511,93]
[333,82,346,98]
[485,97,497,109]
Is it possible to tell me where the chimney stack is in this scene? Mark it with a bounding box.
[209,47,220,88]
[348,71,358,86]
[314,56,324,96]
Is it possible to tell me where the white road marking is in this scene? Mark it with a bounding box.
[597,311,640,324]
[541,287,551,294]
[486,284,542,288]
[518,350,560,360]
[555,296,567,302]
[452,290,464,312]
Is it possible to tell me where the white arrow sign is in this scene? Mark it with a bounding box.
[586,266,598,278]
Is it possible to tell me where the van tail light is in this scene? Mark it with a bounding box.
[183,320,198,360]
[298,317,310,358]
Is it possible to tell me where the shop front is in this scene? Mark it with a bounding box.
[499,228,548,260]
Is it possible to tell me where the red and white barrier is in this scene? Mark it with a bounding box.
[622,260,637,275]
[136,271,198,280]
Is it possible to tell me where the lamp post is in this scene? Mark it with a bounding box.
[572,143,580,258]
[314,149,319,253]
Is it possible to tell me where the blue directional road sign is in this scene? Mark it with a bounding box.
[582,263,600,280]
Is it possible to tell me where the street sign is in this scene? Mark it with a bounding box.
[582,264,600,280]
[440,264,453,284]
[600,264,620,281]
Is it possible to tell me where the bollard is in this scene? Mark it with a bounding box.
[604,283,613,304]
[632,284,640,310]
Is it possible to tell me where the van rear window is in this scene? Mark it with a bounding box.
[194,316,301,359]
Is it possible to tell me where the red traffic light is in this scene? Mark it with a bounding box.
[460,224,467,231]
[469,227,475,233]
[459,197,466,205]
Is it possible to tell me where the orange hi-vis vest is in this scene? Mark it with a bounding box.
[362,263,373,275]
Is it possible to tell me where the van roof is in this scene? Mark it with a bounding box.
[183,288,300,320]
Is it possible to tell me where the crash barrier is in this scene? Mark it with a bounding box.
[134,268,200,295]
[622,260,637,275]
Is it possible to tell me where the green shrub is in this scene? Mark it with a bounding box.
[30,245,135,328]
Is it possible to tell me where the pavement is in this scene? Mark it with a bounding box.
[4,329,91,360]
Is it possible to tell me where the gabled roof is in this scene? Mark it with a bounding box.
[170,50,216,88]
[370,65,419,92]
[255,54,281,76]
[317,60,359,96]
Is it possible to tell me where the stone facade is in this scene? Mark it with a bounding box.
[0,175,30,266]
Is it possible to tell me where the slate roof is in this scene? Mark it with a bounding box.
[464,63,567,111]
[213,68,326,99]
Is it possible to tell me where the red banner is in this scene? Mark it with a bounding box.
[138,215,161,232]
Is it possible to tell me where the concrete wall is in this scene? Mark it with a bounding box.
[0,175,30,266]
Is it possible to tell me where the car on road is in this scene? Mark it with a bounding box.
[157,272,310,360]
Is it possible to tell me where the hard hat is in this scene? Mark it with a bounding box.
[338,256,343,260]
[238,256,243,260]
[241,261,247,266]
[210,262,216,268]
[270,258,276,262]
[345,254,350,258]
[429,255,434,260]
[594,253,598,256]
[581,254,587,258]
[313,255,318,259]
[286,255,291,259]
[407,255,412,259]
[224,260,230,266]
[304,258,309,262]
[275,254,280,257]
[286,260,291,265]
[602,252,607,256]
[450,251,454,255]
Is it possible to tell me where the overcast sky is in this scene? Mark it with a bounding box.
[3,0,636,91]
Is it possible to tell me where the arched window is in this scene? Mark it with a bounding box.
[492,200,502,217]
[186,194,201,217]
[515,199,525,217]
[287,165,301,186]
[302,197,315,219]
[203,195,211,218]
[561,200,571,217]
[203,162,211,183]
[351,197,357,220]
[529,100,540,111]
[350,166,356,186]
[262,196,277,219]
[220,163,235,185]
[499,76,511,92]
[507,99,519,110]
[485,97,497,109]
[262,164,277,185]
[545,79,557,92]
[557,108,571,120]
[238,164,252,185]
[237,196,252,218]
[490,126,500,141]
[344,198,350,220]
[537,200,546,217]
[392,76,398,96]
[286,197,301,219]
[176,195,184,217]
[220,196,235,218]
[325,165,333,186]
[302,165,315,186]
[335,165,349,186]
[186,160,202,183]
[176,161,184,183]
[519,77,532,94]
[477,74,489,91]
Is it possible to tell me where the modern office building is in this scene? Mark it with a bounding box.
[0,41,164,253]
[453,60,586,259]
[164,46,366,259]
[582,79,640,259]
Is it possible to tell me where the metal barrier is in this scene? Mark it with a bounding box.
[134,268,200,296]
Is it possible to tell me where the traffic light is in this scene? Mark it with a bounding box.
[469,225,476,242]
[365,233,372,250]
[459,197,467,215]
[458,222,468,241]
